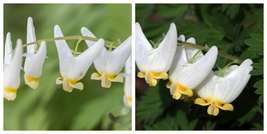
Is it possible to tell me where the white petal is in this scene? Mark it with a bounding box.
[195,71,217,98]
[93,48,108,73]
[184,37,203,61]
[68,39,104,80]
[4,32,12,65]
[106,36,132,74]
[215,59,253,103]
[135,22,153,71]
[150,23,177,72]
[4,39,23,89]
[169,46,185,75]
[170,46,218,89]
[54,25,73,76]
[177,35,185,41]
[24,41,47,77]
[81,27,97,47]
[27,17,37,53]
[4,92,17,101]
[124,54,132,97]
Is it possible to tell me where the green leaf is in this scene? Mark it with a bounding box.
[155,4,188,18]
[252,63,263,69]
[136,80,172,125]
[253,79,263,96]
[250,69,263,75]
[258,95,263,103]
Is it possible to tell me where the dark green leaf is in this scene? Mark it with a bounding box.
[250,69,263,75]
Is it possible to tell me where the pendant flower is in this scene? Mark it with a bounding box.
[4,33,23,101]
[54,25,104,92]
[81,27,132,88]
[167,35,218,100]
[194,59,253,116]
[135,22,177,86]
[24,17,47,89]
[123,54,132,107]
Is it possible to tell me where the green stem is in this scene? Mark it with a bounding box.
[73,38,82,57]
[22,36,117,48]
[218,61,235,77]
[178,40,243,64]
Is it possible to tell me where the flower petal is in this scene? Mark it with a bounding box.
[24,41,47,79]
[106,36,132,74]
[215,59,253,103]
[135,22,153,71]
[177,35,185,42]
[68,39,104,80]
[27,17,37,53]
[4,32,12,65]
[150,23,177,72]
[54,25,73,76]
[81,27,97,47]
[194,71,217,99]
[183,37,203,62]
[70,82,84,90]
[124,55,132,100]
[4,39,23,101]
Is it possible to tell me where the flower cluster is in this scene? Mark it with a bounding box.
[3,17,132,108]
[135,22,253,116]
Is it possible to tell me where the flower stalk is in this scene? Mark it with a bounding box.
[178,40,243,64]
[23,36,119,48]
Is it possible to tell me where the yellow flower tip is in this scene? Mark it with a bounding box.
[68,78,84,90]
[65,88,73,93]
[91,72,101,80]
[4,87,17,101]
[28,81,39,89]
[127,97,132,103]
[102,77,111,88]
[62,78,73,93]
[137,71,145,78]
[5,87,17,93]
[194,98,211,106]
[151,71,168,80]
[215,101,234,111]
[172,89,182,100]
[109,74,124,83]
[56,77,63,84]
[166,81,172,88]
[148,78,157,86]
[207,104,219,116]
[177,83,193,97]
[26,75,39,89]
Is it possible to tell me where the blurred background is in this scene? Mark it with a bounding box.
[135,4,263,130]
[4,4,131,130]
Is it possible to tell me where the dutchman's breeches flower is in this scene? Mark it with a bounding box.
[167,35,218,100]
[81,27,132,88]
[24,17,47,89]
[123,54,132,108]
[4,33,23,101]
[135,22,177,86]
[194,59,253,116]
[54,25,104,92]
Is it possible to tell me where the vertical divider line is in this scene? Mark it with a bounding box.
[131,2,136,131]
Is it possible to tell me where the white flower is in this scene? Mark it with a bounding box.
[54,25,104,92]
[81,27,132,88]
[167,35,218,100]
[135,22,177,86]
[123,54,132,108]
[4,33,23,101]
[24,17,47,89]
[194,59,253,116]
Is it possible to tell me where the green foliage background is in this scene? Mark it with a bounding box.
[4,4,131,130]
[136,4,263,130]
